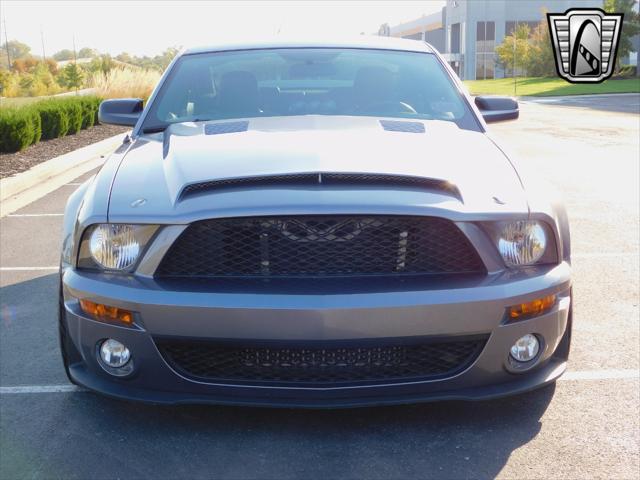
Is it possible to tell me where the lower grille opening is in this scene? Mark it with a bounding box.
[156,336,488,387]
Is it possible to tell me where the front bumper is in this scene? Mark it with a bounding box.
[61,262,572,408]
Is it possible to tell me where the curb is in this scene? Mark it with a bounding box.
[0,133,127,217]
[519,92,640,100]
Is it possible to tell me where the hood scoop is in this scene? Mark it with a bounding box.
[180,172,461,202]
[379,120,425,133]
[204,121,249,135]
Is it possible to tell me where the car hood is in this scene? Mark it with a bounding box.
[108,116,528,222]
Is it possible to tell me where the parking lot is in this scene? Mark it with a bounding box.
[1,94,638,479]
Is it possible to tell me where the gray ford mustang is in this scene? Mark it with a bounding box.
[59,37,572,407]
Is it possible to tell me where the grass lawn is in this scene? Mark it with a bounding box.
[464,76,640,97]
[0,97,45,108]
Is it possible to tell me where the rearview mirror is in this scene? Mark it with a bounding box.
[475,96,519,123]
[98,98,144,127]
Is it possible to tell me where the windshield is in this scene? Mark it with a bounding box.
[142,48,477,132]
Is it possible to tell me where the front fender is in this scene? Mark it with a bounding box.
[524,177,571,264]
[62,141,134,271]
[61,180,92,270]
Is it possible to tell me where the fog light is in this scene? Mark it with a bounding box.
[509,334,540,363]
[99,339,131,368]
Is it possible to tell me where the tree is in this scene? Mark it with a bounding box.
[0,40,31,68]
[59,63,84,90]
[77,47,98,59]
[495,24,531,76]
[155,47,179,71]
[115,52,133,64]
[44,58,58,75]
[53,49,75,61]
[604,0,640,71]
[0,69,19,96]
[12,56,39,73]
[527,12,556,77]
[88,54,114,77]
[1,40,31,60]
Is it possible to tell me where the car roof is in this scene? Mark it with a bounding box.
[183,36,436,55]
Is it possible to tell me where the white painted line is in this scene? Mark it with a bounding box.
[0,267,59,271]
[0,385,85,394]
[573,252,639,258]
[561,369,639,381]
[0,370,637,395]
[7,213,64,217]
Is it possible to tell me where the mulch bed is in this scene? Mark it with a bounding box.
[0,124,130,179]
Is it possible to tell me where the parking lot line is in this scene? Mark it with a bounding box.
[7,213,64,217]
[561,369,639,381]
[1,369,637,395]
[0,385,84,394]
[0,267,59,271]
[572,252,639,258]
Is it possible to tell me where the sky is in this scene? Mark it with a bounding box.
[1,1,445,58]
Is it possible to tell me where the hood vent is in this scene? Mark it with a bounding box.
[204,121,249,135]
[379,120,425,133]
[180,173,461,201]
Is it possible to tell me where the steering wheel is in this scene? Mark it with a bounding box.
[355,101,417,115]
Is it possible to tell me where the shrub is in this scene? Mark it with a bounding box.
[0,95,103,152]
[91,96,102,124]
[61,99,83,134]
[26,107,42,145]
[0,108,36,152]
[79,96,100,129]
[38,101,69,139]
[79,98,93,129]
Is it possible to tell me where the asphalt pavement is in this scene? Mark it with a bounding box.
[1,95,639,479]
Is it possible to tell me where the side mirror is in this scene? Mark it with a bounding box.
[98,98,143,127]
[475,96,519,123]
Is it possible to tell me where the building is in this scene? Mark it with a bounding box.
[384,0,607,80]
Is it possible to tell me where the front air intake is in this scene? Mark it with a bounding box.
[180,173,462,201]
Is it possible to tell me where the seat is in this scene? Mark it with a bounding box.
[352,66,395,112]
[217,71,262,117]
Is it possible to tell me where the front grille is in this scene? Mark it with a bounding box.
[156,336,488,386]
[155,215,486,279]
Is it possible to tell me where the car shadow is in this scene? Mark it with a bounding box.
[64,384,555,479]
[1,272,556,479]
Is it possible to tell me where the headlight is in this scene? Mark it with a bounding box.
[77,224,158,271]
[485,220,557,267]
[498,220,546,266]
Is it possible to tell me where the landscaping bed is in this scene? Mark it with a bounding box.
[0,123,128,178]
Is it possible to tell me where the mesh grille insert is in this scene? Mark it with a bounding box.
[157,336,488,386]
[155,215,486,279]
